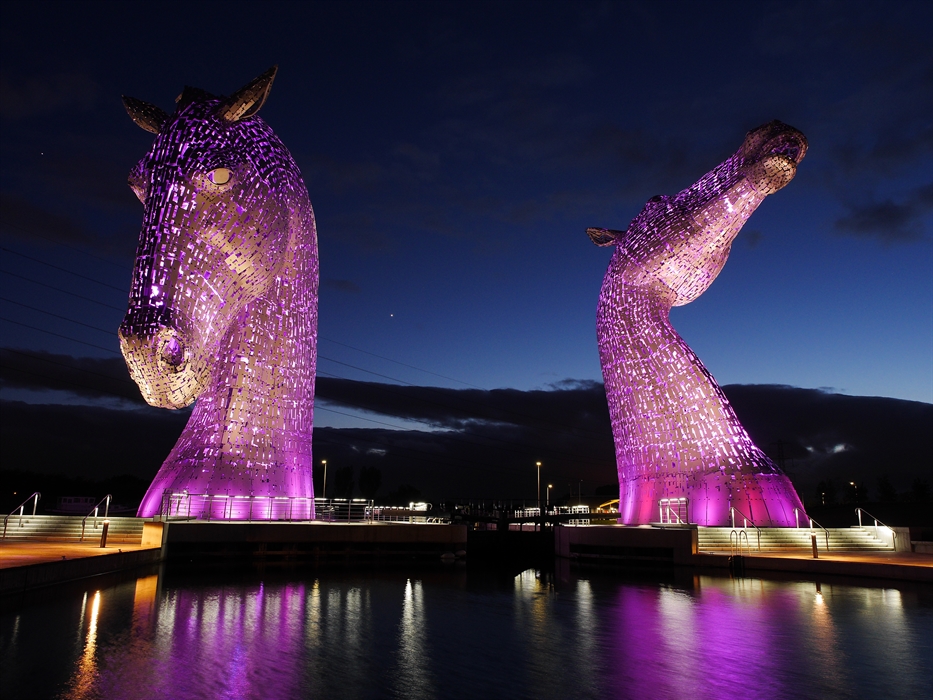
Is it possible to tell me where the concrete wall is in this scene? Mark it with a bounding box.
[0,548,163,596]
[863,525,911,552]
[162,521,468,561]
[555,525,696,565]
[141,522,165,548]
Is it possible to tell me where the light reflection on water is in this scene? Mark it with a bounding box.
[1,567,931,700]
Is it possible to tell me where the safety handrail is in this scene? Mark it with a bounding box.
[855,508,897,549]
[80,495,112,541]
[658,497,689,524]
[155,492,374,523]
[730,529,751,556]
[729,506,761,551]
[664,505,683,524]
[2,491,41,540]
[808,515,830,551]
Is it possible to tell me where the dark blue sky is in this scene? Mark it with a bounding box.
[1,0,931,432]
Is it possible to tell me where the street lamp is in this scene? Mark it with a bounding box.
[547,484,552,511]
[536,462,542,530]
[321,460,328,500]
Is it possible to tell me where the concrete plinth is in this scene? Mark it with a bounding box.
[555,524,697,565]
[162,521,468,562]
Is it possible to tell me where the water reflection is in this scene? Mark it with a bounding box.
[62,590,101,700]
[1,568,930,700]
[394,579,433,698]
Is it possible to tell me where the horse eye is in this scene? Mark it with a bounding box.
[208,168,232,185]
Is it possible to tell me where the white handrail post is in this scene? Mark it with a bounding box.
[794,508,799,529]
[857,508,863,527]
[730,507,735,529]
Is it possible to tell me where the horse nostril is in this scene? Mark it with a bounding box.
[159,335,187,371]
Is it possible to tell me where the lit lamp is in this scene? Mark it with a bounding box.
[322,460,328,500]
[547,484,552,511]
[536,462,542,529]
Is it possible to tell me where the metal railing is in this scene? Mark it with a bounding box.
[808,515,830,551]
[855,507,897,550]
[2,491,40,540]
[659,497,689,524]
[730,529,751,556]
[729,506,761,551]
[80,495,112,541]
[155,491,374,523]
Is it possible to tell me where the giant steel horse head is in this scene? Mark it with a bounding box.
[120,67,319,519]
[588,121,809,527]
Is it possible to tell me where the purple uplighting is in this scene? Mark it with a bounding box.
[589,121,808,527]
[119,67,319,518]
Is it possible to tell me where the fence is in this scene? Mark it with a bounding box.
[156,492,374,522]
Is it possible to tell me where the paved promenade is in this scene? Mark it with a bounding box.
[694,549,933,582]
[0,542,160,570]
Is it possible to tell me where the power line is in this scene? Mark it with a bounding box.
[0,269,125,311]
[0,361,583,482]
[0,297,116,335]
[0,317,120,354]
[1,347,137,387]
[0,246,128,293]
[319,335,483,389]
[0,220,131,270]
[0,268,608,442]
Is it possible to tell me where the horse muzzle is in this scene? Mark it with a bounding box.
[118,311,205,409]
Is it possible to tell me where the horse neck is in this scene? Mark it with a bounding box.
[596,274,755,471]
[201,194,318,434]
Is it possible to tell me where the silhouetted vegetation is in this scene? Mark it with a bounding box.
[332,466,355,498]
[815,480,838,505]
[911,478,930,503]
[876,474,897,502]
[383,483,422,506]
[358,466,382,500]
[0,469,150,514]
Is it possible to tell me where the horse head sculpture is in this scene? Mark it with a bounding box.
[120,67,319,518]
[589,121,808,527]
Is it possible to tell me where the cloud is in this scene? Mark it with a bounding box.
[321,278,361,294]
[0,348,143,404]
[2,348,929,500]
[742,229,764,249]
[834,184,933,243]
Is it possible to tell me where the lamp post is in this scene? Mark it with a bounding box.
[321,460,328,500]
[547,484,552,512]
[536,462,542,531]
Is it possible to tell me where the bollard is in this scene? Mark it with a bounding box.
[810,533,818,559]
[100,519,110,548]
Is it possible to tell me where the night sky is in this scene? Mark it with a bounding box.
[1,1,930,501]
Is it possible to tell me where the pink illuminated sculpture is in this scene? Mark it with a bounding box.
[588,121,808,527]
[119,67,318,518]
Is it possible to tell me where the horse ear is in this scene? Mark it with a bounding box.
[587,227,622,247]
[122,96,168,134]
[219,66,278,122]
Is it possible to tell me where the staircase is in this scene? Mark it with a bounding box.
[697,526,894,554]
[1,515,146,545]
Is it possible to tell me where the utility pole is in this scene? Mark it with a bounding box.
[536,462,542,531]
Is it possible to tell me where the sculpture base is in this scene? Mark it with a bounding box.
[138,490,315,521]
[618,471,806,527]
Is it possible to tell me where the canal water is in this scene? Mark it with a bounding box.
[2,564,930,699]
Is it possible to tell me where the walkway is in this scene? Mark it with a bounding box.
[0,542,159,570]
